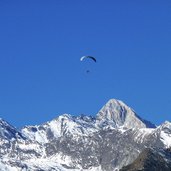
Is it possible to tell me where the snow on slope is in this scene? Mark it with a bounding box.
[157,121,171,148]
[0,157,102,171]
[133,128,155,144]
[0,118,23,140]
[0,160,18,171]
[22,114,97,144]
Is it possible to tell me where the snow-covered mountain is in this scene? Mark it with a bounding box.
[0,99,171,170]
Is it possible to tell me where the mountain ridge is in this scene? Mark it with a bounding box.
[0,98,170,170]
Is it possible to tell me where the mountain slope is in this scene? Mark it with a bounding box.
[0,118,24,140]
[120,148,171,171]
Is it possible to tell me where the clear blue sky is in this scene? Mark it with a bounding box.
[0,0,171,128]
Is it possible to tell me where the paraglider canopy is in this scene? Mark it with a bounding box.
[80,56,97,63]
[80,56,97,73]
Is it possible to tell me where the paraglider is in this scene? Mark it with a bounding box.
[80,56,97,73]
[80,56,97,63]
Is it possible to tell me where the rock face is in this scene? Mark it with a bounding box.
[120,148,171,171]
[0,99,170,171]
[96,99,155,129]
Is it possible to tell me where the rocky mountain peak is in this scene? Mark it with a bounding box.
[96,99,155,129]
[160,121,171,129]
[156,121,171,135]
[0,118,23,140]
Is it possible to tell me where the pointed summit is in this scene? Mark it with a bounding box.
[96,99,155,129]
